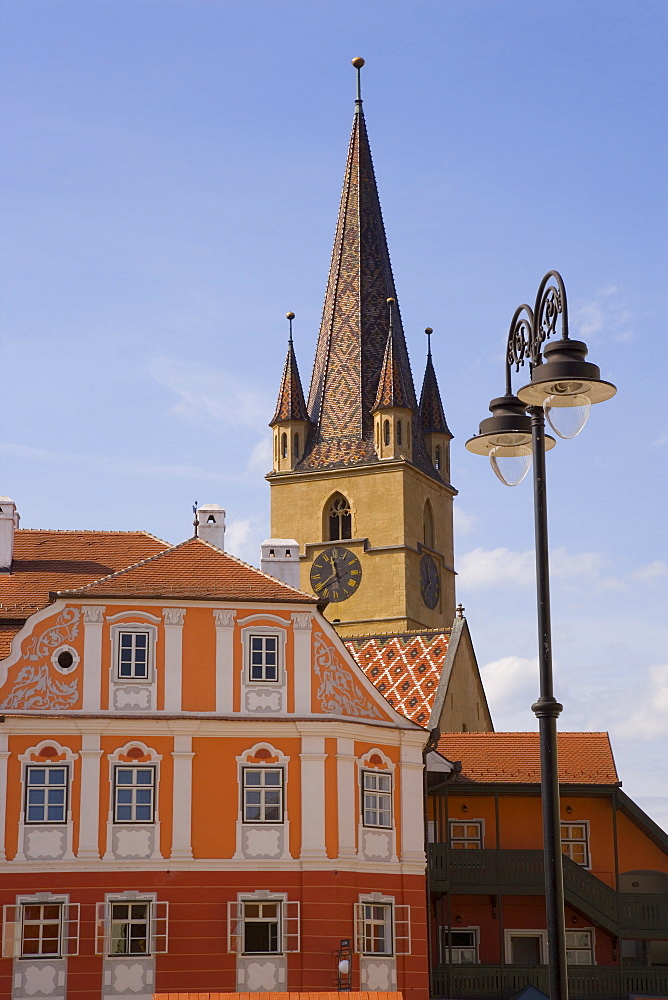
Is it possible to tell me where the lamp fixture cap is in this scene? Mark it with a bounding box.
[517,339,617,406]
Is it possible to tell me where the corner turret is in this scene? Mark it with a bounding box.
[269,313,311,473]
[372,299,415,461]
[419,328,453,481]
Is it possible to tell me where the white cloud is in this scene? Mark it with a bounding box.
[458,547,535,588]
[612,663,668,740]
[453,507,477,537]
[148,356,268,429]
[574,286,633,344]
[631,560,667,583]
[246,437,272,475]
[225,516,266,565]
[480,655,539,727]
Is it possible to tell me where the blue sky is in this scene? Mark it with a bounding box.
[1,1,666,827]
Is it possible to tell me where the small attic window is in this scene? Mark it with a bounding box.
[285,549,291,557]
[269,549,275,557]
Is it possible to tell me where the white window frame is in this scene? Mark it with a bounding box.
[566,928,595,965]
[24,764,69,825]
[561,820,591,868]
[96,893,168,957]
[3,894,79,959]
[362,770,392,829]
[110,621,157,683]
[439,926,479,964]
[504,929,548,965]
[113,764,156,824]
[449,818,484,850]
[241,626,285,686]
[248,633,280,683]
[242,766,284,823]
[354,897,411,957]
[227,894,300,955]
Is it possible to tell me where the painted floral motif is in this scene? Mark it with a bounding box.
[313,632,384,720]
[0,608,80,709]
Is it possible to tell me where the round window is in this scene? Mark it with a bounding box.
[51,645,79,674]
[57,650,74,670]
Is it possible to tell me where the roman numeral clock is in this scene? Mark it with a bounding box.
[310,547,362,603]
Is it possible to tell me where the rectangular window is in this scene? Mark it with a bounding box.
[21,903,62,957]
[114,766,155,823]
[440,927,479,964]
[362,771,392,828]
[243,900,281,954]
[566,930,594,965]
[243,768,283,823]
[561,822,590,866]
[449,819,483,849]
[109,901,150,956]
[118,631,150,679]
[25,766,68,824]
[249,635,279,682]
[361,903,393,955]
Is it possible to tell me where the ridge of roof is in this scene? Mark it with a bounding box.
[419,352,451,437]
[15,529,168,542]
[55,535,317,604]
[270,338,310,426]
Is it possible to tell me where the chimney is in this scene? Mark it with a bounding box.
[0,497,19,572]
[197,504,226,551]
[260,538,301,591]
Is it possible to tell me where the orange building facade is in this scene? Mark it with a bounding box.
[0,525,431,1000]
[426,733,668,999]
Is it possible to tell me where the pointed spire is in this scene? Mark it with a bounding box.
[303,58,436,473]
[419,328,452,436]
[373,299,415,411]
[269,313,310,426]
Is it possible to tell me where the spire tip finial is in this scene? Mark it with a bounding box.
[286,312,295,344]
[425,326,433,357]
[352,57,364,105]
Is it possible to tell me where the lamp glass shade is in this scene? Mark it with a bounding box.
[338,959,351,975]
[544,392,591,439]
[490,444,532,487]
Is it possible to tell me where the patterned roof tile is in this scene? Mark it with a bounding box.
[372,316,414,412]
[345,629,451,725]
[270,339,310,426]
[438,731,619,785]
[419,353,451,436]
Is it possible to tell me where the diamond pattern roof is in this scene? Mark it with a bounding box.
[345,629,451,726]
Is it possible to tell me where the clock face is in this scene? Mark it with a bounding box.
[310,546,362,603]
[420,553,440,610]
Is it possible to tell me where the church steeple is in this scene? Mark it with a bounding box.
[270,313,310,472]
[268,61,458,636]
[302,58,434,476]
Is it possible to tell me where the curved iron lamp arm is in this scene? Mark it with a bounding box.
[504,270,570,394]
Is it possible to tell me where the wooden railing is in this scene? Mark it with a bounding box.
[428,846,668,935]
[430,964,668,999]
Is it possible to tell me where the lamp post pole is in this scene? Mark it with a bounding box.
[530,402,568,1000]
[465,271,616,1000]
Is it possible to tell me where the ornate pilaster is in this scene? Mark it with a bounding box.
[162,608,186,713]
[213,608,236,713]
[82,605,106,711]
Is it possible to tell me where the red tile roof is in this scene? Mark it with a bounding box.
[439,732,619,785]
[56,536,316,604]
[154,994,402,1000]
[345,629,451,725]
[0,529,168,620]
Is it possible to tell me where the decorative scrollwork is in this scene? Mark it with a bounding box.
[534,282,563,364]
[25,608,80,662]
[507,307,534,372]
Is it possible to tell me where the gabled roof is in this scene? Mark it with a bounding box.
[419,350,451,437]
[270,338,310,426]
[0,528,168,621]
[55,535,316,605]
[438,732,620,785]
[372,314,414,412]
[345,629,451,726]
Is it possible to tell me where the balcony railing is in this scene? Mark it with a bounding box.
[431,963,668,1000]
[428,846,668,936]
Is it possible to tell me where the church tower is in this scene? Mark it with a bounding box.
[268,59,456,638]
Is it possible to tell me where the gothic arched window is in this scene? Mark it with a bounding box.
[383,420,390,446]
[327,494,352,541]
[423,500,434,550]
[293,433,300,459]
[435,445,441,471]
[397,421,402,446]
[281,433,288,460]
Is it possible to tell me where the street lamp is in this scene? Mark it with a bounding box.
[465,270,616,1000]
